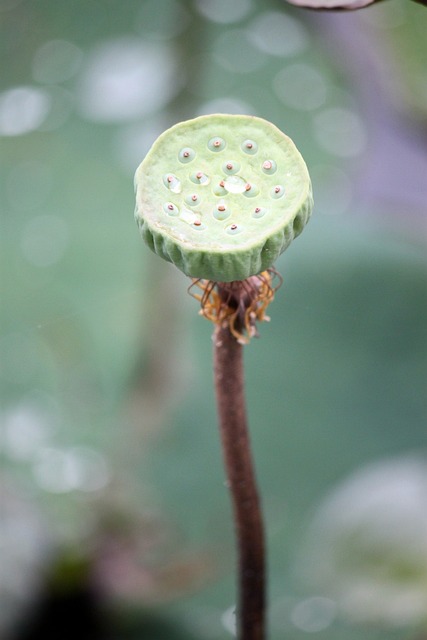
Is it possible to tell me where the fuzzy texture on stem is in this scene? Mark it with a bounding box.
[213,281,266,640]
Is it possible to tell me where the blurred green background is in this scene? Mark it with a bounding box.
[1,0,426,638]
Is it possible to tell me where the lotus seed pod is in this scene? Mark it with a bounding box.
[134,114,313,282]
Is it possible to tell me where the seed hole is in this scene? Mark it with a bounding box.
[226,223,242,235]
[213,180,227,196]
[270,185,285,199]
[243,183,259,198]
[213,202,230,220]
[208,136,226,152]
[262,159,277,175]
[241,139,258,155]
[190,171,210,185]
[222,160,240,175]
[163,202,179,216]
[253,206,267,218]
[178,147,195,163]
[163,174,182,193]
[185,193,201,207]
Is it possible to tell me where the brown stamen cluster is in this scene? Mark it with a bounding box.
[189,268,282,344]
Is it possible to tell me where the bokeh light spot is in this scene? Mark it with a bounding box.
[2,402,52,461]
[313,107,367,157]
[299,456,427,627]
[33,446,109,494]
[114,117,170,171]
[32,39,83,84]
[213,28,267,74]
[0,86,51,136]
[0,485,49,636]
[273,63,327,111]
[221,605,237,636]
[291,596,337,632]
[248,11,308,57]
[78,38,182,122]
[310,164,353,215]
[195,0,252,24]
[196,97,256,116]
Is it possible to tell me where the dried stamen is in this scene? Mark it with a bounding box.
[188,268,282,344]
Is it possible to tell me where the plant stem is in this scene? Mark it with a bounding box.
[213,320,266,640]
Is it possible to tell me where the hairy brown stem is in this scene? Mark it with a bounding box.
[213,321,266,640]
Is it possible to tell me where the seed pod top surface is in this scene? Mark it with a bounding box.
[135,114,313,282]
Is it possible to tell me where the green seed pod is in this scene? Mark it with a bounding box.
[134,114,313,282]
